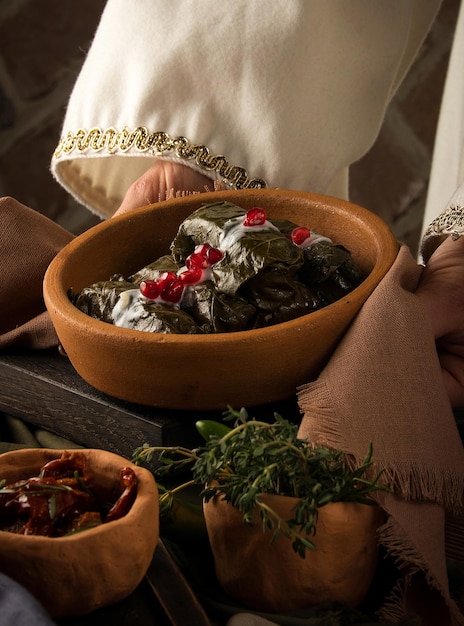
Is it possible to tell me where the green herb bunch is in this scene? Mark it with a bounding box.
[132,407,388,557]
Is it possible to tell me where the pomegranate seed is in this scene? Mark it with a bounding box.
[243,207,267,227]
[291,227,311,246]
[140,280,162,300]
[206,247,223,264]
[159,271,178,286]
[195,243,212,256]
[161,277,184,303]
[186,252,209,269]
[179,268,203,284]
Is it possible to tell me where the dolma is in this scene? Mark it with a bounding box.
[74,275,133,323]
[129,255,180,285]
[73,201,365,335]
[111,289,202,334]
[184,281,257,333]
[242,265,322,327]
[299,241,364,305]
[171,202,247,260]
[171,202,304,295]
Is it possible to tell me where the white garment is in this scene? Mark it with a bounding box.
[422,0,464,236]
[51,0,441,219]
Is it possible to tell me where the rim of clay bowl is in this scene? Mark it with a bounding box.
[44,189,399,347]
[0,448,158,542]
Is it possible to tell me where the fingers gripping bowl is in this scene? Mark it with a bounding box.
[0,447,159,618]
[43,189,398,410]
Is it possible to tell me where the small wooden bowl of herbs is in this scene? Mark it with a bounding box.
[133,407,388,613]
[0,448,159,618]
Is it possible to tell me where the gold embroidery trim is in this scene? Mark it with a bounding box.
[54,127,267,190]
[424,204,464,240]
[420,204,464,263]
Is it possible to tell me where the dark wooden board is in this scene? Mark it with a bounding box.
[0,349,210,460]
[0,349,300,463]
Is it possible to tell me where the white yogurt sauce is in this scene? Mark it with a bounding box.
[298,232,332,249]
[218,216,279,250]
[112,289,150,329]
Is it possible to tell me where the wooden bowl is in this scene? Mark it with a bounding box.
[0,448,159,618]
[43,189,398,410]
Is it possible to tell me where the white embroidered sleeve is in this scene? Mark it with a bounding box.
[51,0,441,218]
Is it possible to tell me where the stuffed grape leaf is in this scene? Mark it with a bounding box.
[129,255,180,284]
[73,201,365,335]
[74,275,133,323]
[299,241,365,305]
[241,265,322,327]
[171,202,304,295]
[184,281,257,333]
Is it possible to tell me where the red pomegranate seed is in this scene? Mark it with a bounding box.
[161,277,184,303]
[206,247,224,264]
[195,243,212,256]
[243,207,267,227]
[291,227,311,246]
[179,268,203,284]
[186,252,209,269]
[140,280,162,300]
[160,271,178,284]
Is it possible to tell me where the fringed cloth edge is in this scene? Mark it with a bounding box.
[297,379,464,515]
[376,510,464,625]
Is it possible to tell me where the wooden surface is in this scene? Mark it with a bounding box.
[0,349,300,463]
[54,576,173,626]
[0,349,208,460]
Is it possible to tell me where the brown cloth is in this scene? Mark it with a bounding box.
[0,197,73,349]
[298,244,464,625]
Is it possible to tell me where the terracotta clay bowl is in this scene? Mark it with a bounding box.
[0,448,159,618]
[203,493,385,613]
[43,189,398,410]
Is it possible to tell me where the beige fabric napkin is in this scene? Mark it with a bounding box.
[0,197,73,349]
[298,244,464,625]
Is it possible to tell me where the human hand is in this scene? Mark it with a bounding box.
[415,235,464,406]
[114,161,215,217]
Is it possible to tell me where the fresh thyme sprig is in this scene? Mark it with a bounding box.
[132,407,389,557]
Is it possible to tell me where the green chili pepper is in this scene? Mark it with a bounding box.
[195,420,232,441]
